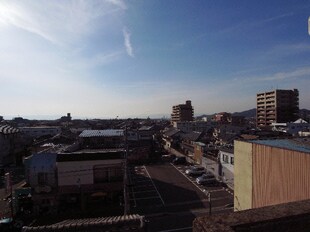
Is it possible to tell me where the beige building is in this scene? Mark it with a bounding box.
[256,89,299,128]
[234,138,310,211]
[171,100,194,122]
[57,150,125,208]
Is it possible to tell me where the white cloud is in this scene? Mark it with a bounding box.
[123,27,134,57]
[252,67,310,81]
[106,0,127,10]
[0,1,125,45]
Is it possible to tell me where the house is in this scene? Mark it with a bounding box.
[24,153,58,214]
[218,147,234,189]
[180,131,204,159]
[234,138,310,211]
[162,127,181,149]
[79,129,124,149]
[271,118,309,136]
[19,126,61,139]
[213,125,246,146]
[172,121,213,133]
[138,125,154,141]
[57,150,125,211]
[0,124,26,165]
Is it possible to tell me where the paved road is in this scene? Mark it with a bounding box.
[128,163,233,231]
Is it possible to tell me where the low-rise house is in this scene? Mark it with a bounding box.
[138,126,154,141]
[57,150,125,210]
[19,126,61,139]
[271,118,309,136]
[79,129,124,149]
[213,125,246,146]
[172,121,213,133]
[219,147,234,189]
[180,131,204,159]
[0,124,26,165]
[24,153,58,214]
[162,127,181,149]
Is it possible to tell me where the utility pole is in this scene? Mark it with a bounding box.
[123,126,129,215]
[208,192,212,215]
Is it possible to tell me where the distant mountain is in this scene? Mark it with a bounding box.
[232,108,256,118]
[197,108,310,120]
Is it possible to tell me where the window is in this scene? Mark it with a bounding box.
[222,154,229,163]
[231,157,234,165]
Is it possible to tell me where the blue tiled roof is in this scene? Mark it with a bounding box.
[251,138,310,153]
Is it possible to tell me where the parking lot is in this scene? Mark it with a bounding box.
[128,162,233,231]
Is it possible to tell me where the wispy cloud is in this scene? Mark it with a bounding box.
[0,1,125,45]
[123,27,134,57]
[219,12,294,35]
[235,66,310,82]
[106,0,127,10]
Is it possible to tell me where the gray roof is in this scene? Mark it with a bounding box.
[0,124,19,134]
[22,214,145,232]
[251,138,310,154]
[79,129,124,138]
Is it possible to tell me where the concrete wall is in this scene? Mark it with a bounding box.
[234,140,253,211]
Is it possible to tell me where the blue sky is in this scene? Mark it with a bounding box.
[0,0,309,119]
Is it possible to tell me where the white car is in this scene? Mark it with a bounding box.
[196,173,216,185]
[185,166,205,176]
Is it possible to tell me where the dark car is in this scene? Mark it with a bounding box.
[172,157,186,165]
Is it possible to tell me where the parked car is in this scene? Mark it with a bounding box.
[185,166,205,176]
[172,157,187,165]
[196,173,216,185]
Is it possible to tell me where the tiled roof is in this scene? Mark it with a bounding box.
[180,131,202,141]
[0,124,19,134]
[79,129,124,138]
[163,127,181,137]
[22,214,145,232]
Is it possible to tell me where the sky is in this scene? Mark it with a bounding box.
[0,0,310,119]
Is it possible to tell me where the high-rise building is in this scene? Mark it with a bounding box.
[171,100,194,122]
[256,89,299,128]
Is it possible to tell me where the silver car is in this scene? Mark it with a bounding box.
[196,173,216,185]
[185,166,205,176]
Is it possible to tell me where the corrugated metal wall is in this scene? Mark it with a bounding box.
[252,144,310,208]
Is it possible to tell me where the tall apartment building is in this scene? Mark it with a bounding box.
[256,89,299,128]
[171,100,194,122]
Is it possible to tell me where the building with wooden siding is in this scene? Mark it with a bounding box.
[234,138,310,211]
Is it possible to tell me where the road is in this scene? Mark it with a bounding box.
[128,162,233,231]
